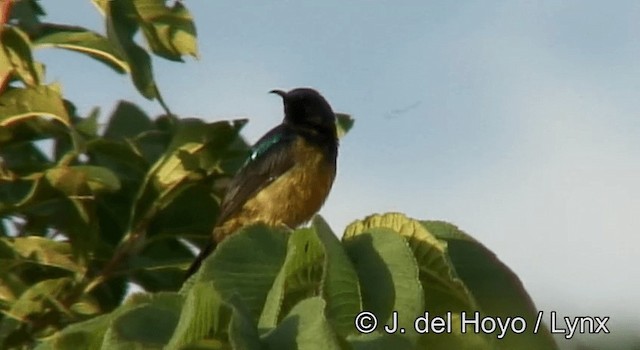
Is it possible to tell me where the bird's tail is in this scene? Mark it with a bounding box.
[185,241,217,279]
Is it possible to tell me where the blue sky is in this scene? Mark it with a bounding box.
[38,1,639,346]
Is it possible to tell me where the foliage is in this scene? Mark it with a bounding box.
[1,1,554,349]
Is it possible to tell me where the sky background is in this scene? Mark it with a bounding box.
[37,1,639,348]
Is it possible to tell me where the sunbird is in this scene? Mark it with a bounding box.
[186,88,338,277]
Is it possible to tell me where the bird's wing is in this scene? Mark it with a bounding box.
[215,124,297,226]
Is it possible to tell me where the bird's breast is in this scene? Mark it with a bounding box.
[214,137,336,241]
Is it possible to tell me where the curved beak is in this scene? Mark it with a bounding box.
[269,89,287,99]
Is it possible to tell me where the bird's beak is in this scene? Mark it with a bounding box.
[269,89,287,99]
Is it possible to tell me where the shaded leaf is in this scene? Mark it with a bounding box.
[7,0,45,34]
[103,101,153,140]
[346,213,493,349]
[335,113,354,139]
[103,0,158,99]
[262,297,341,350]
[343,228,423,347]
[100,292,183,349]
[129,236,194,292]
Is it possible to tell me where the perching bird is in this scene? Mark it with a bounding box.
[186,88,338,277]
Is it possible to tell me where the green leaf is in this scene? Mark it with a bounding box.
[100,292,183,349]
[423,220,559,350]
[34,313,112,350]
[33,24,129,74]
[4,277,74,323]
[259,227,325,331]
[103,101,154,140]
[258,217,362,336]
[37,292,181,349]
[7,0,45,35]
[0,237,85,275]
[346,213,494,349]
[312,216,362,335]
[167,282,261,349]
[71,166,122,193]
[262,297,342,350]
[0,142,51,174]
[45,165,120,194]
[129,119,245,233]
[128,236,194,292]
[195,224,289,322]
[343,228,423,347]
[0,85,70,128]
[103,0,158,99]
[0,26,41,86]
[335,113,354,139]
[131,0,199,61]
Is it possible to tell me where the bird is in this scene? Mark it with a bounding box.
[185,88,339,277]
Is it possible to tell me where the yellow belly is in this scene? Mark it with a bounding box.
[214,138,336,242]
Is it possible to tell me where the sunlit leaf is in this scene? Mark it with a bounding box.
[0,237,85,275]
[0,26,41,86]
[168,282,260,349]
[262,297,341,350]
[34,24,129,74]
[0,85,70,128]
[132,0,199,61]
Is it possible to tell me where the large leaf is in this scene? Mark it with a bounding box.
[128,236,195,292]
[262,297,342,350]
[99,292,183,349]
[313,216,362,335]
[6,0,45,35]
[167,282,260,349]
[35,292,180,349]
[102,101,154,140]
[131,0,198,61]
[343,227,423,347]
[258,217,362,336]
[422,220,558,350]
[345,213,493,349]
[33,24,128,74]
[259,227,325,331]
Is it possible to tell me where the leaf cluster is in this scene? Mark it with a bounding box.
[37,214,558,350]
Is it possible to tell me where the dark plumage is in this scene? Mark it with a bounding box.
[186,88,338,277]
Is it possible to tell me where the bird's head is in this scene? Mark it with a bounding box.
[270,88,337,137]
